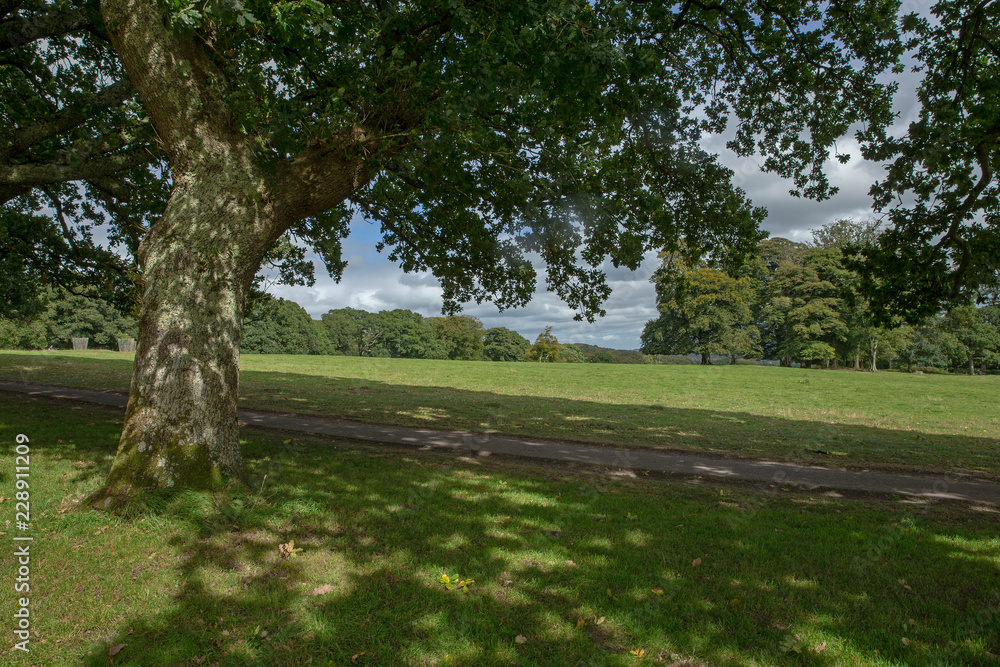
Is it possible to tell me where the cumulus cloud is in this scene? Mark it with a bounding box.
[271,247,660,349]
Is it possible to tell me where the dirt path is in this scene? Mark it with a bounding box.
[2,381,997,504]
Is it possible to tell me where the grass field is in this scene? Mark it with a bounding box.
[1,351,998,477]
[1,393,998,666]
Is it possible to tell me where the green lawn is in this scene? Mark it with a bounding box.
[1,350,998,477]
[1,393,998,666]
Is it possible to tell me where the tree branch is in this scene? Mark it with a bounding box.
[0,183,28,205]
[936,138,996,297]
[0,148,153,187]
[0,79,135,159]
[100,0,237,170]
[0,6,92,51]
[272,126,382,230]
[87,176,134,202]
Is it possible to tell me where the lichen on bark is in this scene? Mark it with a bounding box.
[89,0,374,508]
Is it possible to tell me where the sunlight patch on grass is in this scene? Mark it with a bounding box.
[784,575,820,589]
[395,407,453,421]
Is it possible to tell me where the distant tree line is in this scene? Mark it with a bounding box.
[0,288,138,350]
[641,219,1000,374]
[0,288,627,363]
[243,299,546,362]
[243,303,608,363]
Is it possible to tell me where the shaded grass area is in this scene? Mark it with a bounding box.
[1,393,998,666]
[1,351,999,477]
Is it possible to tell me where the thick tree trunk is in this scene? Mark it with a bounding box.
[969,357,975,376]
[88,0,377,509]
[700,352,711,365]
[89,169,273,508]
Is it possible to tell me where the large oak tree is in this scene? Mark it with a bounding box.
[5,0,912,507]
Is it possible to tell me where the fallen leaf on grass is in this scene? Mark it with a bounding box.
[596,616,606,625]
[576,618,585,628]
[813,641,827,653]
[311,584,336,596]
[515,635,527,644]
[902,637,911,646]
[651,588,664,595]
[899,579,912,591]
[692,558,702,567]
[629,648,645,657]
[278,541,302,560]
[606,588,618,600]
[351,651,365,661]
[108,643,126,657]
[780,634,807,654]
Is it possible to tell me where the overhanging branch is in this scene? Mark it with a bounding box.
[0,148,154,188]
[0,79,135,159]
[0,6,91,51]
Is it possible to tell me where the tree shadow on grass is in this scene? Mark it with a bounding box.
[1,395,998,667]
[3,403,986,667]
[81,440,999,666]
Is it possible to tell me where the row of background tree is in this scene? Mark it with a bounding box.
[640,219,1000,375]
[5,219,997,372]
[0,288,652,363]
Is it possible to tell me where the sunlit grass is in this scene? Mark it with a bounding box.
[1,350,998,476]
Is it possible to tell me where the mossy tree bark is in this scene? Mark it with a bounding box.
[90,0,376,509]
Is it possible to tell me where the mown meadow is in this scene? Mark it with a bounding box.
[1,351,998,477]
